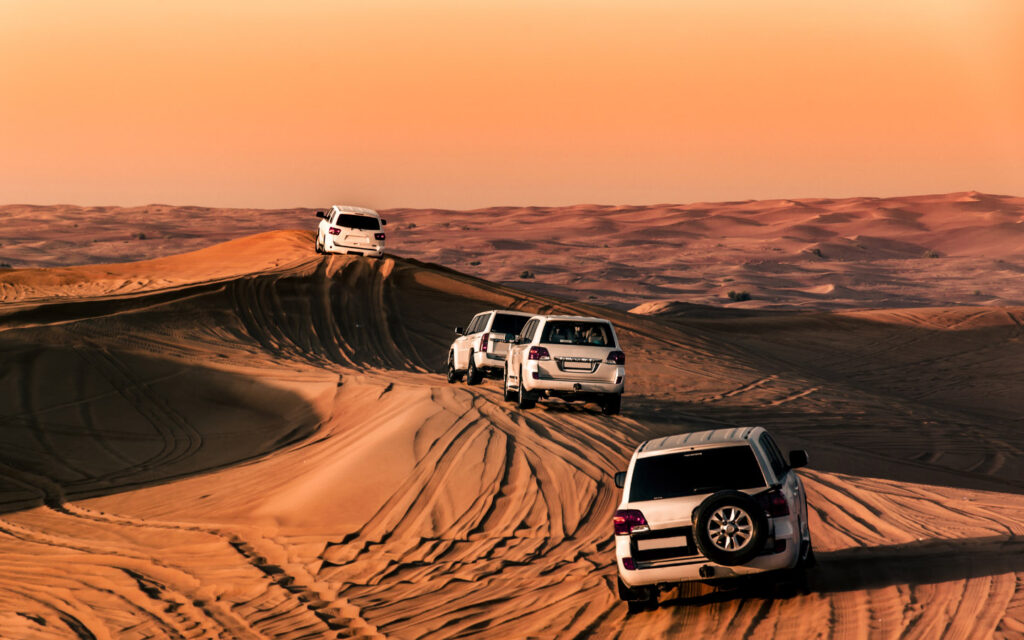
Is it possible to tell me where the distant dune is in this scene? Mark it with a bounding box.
[2,198,1024,637]
[3,191,1024,311]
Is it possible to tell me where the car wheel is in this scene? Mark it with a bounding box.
[503,366,516,402]
[315,237,322,254]
[692,490,768,566]
[517,369,536,409]
[601,393,621,416]
[466,353,483,386]
[446,352,462,384]
[618,580,657,613]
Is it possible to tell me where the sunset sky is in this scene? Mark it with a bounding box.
[2,0,1023,209]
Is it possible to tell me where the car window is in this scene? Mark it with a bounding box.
[334,214,381,231]
[519,319,537,342]
[628,445,767,502]
[468,314,486,334]
[759,434,788,479]
[491,313,530,336]
[540,321,615,347]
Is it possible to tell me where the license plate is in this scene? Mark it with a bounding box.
[563,361,592,370]
[636,536,689,551]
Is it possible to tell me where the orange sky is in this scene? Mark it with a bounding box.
[2,0,1023,208]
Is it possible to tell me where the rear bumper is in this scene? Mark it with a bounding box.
[616,520,800,588]
[521,361,624,395]
[325,239,384,257]
[473,351,509,370]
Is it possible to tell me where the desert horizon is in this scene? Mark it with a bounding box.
[3,191,1024,637]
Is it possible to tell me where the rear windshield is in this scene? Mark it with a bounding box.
[540,321,615,347]
[335,214,381,230]
[491,314,530,335]
[629,445,766,502]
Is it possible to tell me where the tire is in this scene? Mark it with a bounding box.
[618,578,657,613]
[466,353,483,386]
[517,369,536,409]
[692,490,768,566]
[503,366,516,402]
[315,237,323,254]
[601,393,622,416]
[446,352,462,384]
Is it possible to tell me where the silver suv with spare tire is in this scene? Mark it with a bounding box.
[613,426,813,612]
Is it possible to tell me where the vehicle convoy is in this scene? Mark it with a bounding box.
[447,310,532,385]
[315,205,387,258]
[503,314,625,415]
[613,427,813,612]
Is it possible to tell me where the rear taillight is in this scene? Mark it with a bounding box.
[621,557,636,570]
[374,232,386,240]
[607,350,625,365]
[328,227,341,235]
[528,346,551,361]
[613,509,650,535]
[480,332,489,353]
[759,489,790,517]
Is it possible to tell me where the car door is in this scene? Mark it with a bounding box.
[457,314,485,369]
[760,433,804,539]
[508,319,538,385]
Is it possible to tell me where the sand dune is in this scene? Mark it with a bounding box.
[4,191,1024,311]
[2,216,1024,637]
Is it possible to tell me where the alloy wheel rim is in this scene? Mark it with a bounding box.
[707,506,753,551]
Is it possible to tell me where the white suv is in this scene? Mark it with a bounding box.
[613,427,813,613]
[447,310,533,385]
[315,205,387,258]
[504,315,625,415]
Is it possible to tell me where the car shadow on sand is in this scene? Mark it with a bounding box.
[647,535,1024,613]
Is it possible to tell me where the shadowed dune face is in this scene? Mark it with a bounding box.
[3,230,1024,637]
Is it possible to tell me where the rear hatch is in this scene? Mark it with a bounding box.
[487,313,531,360]
[336,213,381,247]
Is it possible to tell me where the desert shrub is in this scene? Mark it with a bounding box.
[406,222,417,229]
[137,232,147,240]
[0,263,11,269]
[519,270,535,279]
[810,248,824,258]
[728,290,752,302]
[922,249,940,258]
[469,260,481,266]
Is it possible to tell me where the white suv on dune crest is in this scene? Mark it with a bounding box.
[613,426,814,613]
[315,205,387,258]
[447,310,533,385]
[504,314,625,415]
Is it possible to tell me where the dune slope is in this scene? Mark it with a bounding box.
[2,230,1024,638]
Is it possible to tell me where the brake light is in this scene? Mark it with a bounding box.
[607,351,625,365]
[613,509,649,535]
[328,227,341,235]
[374,232,386,240]
[480,332,489,353]
[621,557,636,571]
[759,489,790,517]
[528,346,551,361]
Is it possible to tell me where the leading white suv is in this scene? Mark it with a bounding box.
[613,427,813,613]
[447,310,533,385]
[504,315,625,415]
[315,205,387,258]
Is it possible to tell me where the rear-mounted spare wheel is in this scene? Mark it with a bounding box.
[692,490,767,566]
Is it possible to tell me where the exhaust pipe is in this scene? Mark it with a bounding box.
[573,383,582,391]
[699,565,715,578]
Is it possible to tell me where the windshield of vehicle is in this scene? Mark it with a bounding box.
[628,445,766,502]
[540,321,615,347]
[491,314,530,336]
[334,214,381,231]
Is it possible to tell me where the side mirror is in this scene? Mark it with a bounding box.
[381,219,387,226]
[455,327,464,336]
[789,449,808,469]
[316,211,326,218]
[614,471,626,489]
